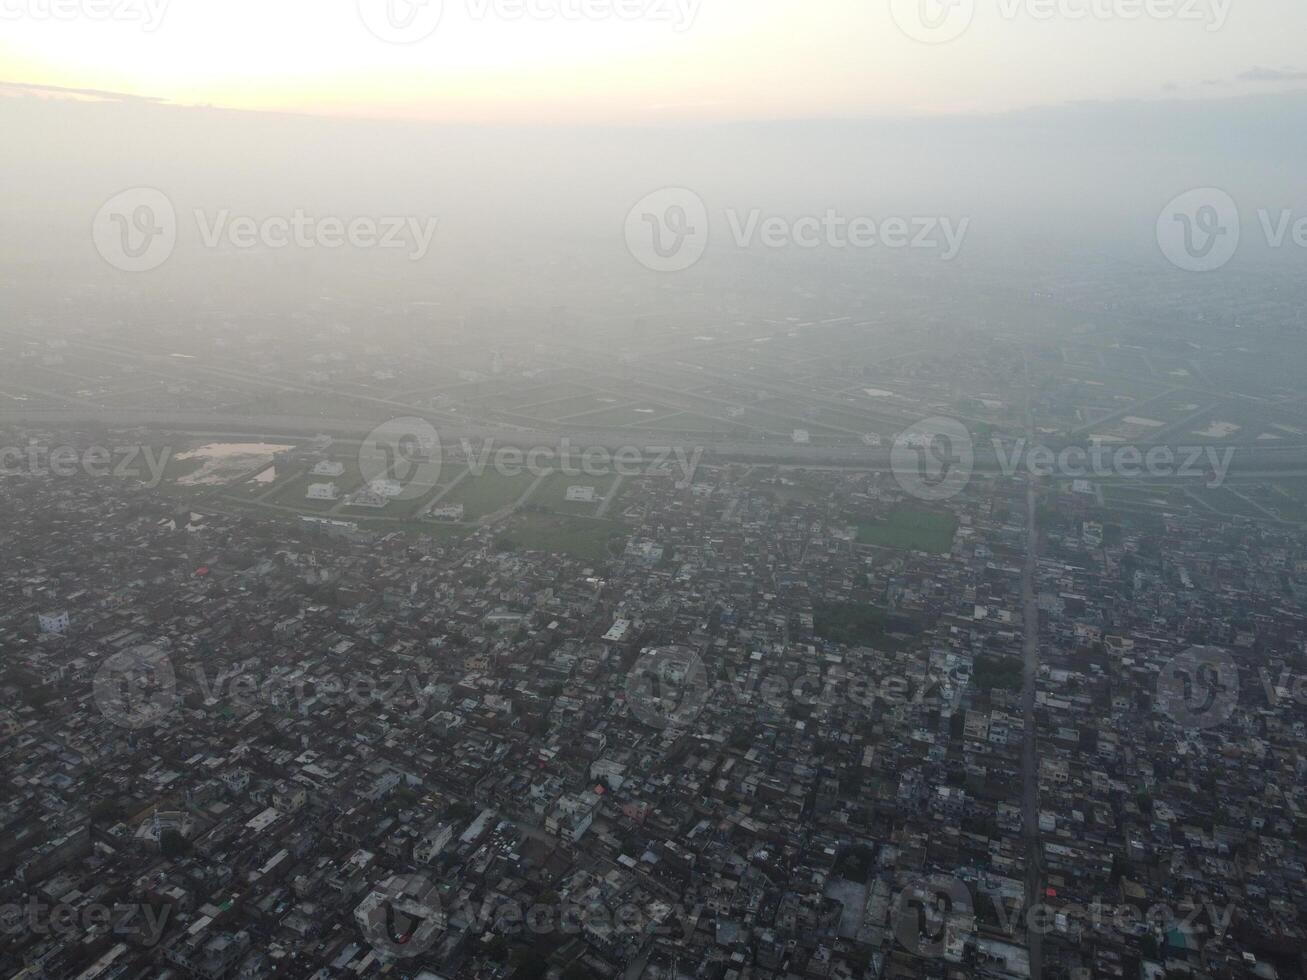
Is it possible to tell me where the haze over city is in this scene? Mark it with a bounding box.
[2,3,1306,980]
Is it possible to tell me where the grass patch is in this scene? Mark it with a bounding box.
[856,506,957,554]
[1191,486,1268,519]
[527,471,616,516]
[813,601,918,650]
[1269,484,1307,523]
[974,654,1023,692]
[269,460,362,511]
[496,513,629,561]
[440,469,539,520]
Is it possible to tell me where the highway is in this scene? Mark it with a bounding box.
[6,407,1307,481]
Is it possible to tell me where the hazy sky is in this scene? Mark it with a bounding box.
[3,0,1307,122]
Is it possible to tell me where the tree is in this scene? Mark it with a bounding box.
[160,829,191,858]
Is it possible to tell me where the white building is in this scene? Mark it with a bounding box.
[431,503,464,522]
[545,792,601,842]
[38,611,69,635]
[566,486,597,503]
[272,783,306,813]
[346,488,389,509]
[312,460,345,477]
[414,822,456,864]
[307,482,339,501]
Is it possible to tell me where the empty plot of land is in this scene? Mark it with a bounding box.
[855,506,958,554]
[438,469,539,520]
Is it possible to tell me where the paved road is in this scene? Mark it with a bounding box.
[7,407,1307,478]
[1021,475,1043,979]
[1019,365,1044,980]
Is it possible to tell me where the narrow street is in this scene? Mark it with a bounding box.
[1021,456,1044,979]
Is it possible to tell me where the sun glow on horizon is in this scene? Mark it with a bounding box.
[2,0,1306,123]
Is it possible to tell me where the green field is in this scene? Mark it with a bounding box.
[269,457,457,518]
[527,471,616,516]
[812,601,919,650]
[562,404,672,427]
[856,506,958,554]
[633,412,734,434]
[269,462,362,511]
[496,514,629,561]
[1269,483,1307,523]
[1191,486,1269,519]
[439,469,539,520]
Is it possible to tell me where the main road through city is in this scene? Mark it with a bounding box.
[7,407,1307,483]
[1021,474,1043,979]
